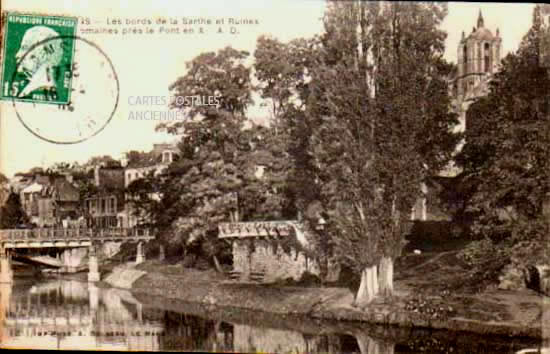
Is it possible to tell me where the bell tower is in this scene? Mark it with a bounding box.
[414,11,505,219]
[439,12,503,178]
[456,10,502,100]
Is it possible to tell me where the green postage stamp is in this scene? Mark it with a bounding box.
[1,13,77,104]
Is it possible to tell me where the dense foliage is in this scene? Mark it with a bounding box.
[15,4,542,302]
[288,2,460,304]
[151,47,295,266]
[133,3,464,304]
[456,5,550,270]
[0,193,29,228]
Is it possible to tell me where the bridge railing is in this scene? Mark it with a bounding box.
[0,228,151,241]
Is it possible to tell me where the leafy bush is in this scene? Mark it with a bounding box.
[458,238,495,267]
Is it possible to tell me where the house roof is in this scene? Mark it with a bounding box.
[21,176,79,201]
[467,27,496,41]
[14,172,34,178]
[126,154,163,169]
[52,178,79,201]
[22,182,43,193]
[97,168,125,190]
[125,144,179,169]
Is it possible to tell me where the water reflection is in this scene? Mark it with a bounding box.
[0,280,161,351]
[0,278,543,352]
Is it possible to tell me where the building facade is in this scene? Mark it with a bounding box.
[84,167,125,228]
[19,175,80,227]
[121,143,178,227]
[124,144,177,187]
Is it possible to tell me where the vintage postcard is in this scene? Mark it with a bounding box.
[0,1,548,352]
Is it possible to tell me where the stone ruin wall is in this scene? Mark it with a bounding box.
[232,238,340,283]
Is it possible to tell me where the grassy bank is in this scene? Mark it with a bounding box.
[115,256,547,339]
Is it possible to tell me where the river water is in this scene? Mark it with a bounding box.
[0,276,543,353]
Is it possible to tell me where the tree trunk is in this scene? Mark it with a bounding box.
[371,263,379,295]
[380,342,395,354]
[354,332,378,354]
[181,247,187,269]
[354,265,379,308]
[159,245,165,262]
[212,255,223,273]
[354,331,394,354]
[210,321,221,352]
[378,256,394,297]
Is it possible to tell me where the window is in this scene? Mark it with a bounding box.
[101,199,106,214]
[462,45,468,79]
[163,151,172,163]
[484,43,490,73]
[110,198,115,213]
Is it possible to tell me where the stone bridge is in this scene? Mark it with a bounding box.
[0,228,154,283]
[0,228,153,248]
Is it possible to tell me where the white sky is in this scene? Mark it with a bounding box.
[0,1,536,178]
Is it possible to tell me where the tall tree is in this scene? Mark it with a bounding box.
[125,172,161,227]
[254,35,315,120]
[163,114,292,268]
[159,46,253,135]
[254,35,320,219]
[235,123,293,220]
[0,193,28,228]
[125,150,155,167]
[457,5,550,272]
[85,155,121,169]
[301,2,459,306]
[158,46,291,268]
[0,173,9,207]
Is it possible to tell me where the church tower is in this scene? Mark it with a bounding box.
[456,10,502,100]
[440,11,502,176]
[412,11,503,220]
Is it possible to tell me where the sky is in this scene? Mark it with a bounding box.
[0,1,536,178]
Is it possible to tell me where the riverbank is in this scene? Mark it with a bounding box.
[130,287,541,352]
[8,274,541,353]
[103,258,547,340]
